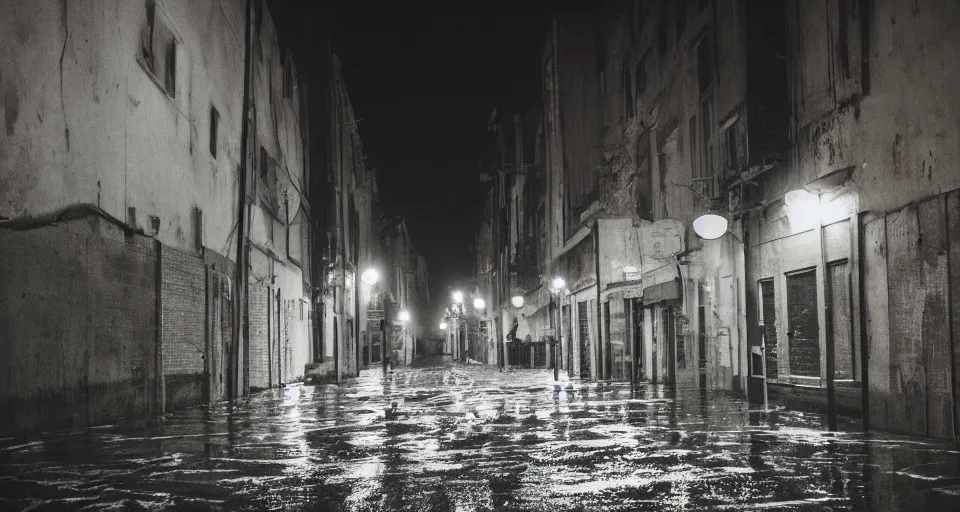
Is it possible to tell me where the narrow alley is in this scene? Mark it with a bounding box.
[3,360,959,511]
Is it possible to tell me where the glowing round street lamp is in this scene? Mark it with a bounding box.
[439,321,447,330]
[551,277,566,292]
[360,267,380,285]
[511,295,524,308]
[398,310,410,323]
[452,291,464,304]
[692,211,729,240]
[473,297,486,310]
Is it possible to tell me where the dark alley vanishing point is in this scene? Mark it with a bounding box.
[3,360,960,511]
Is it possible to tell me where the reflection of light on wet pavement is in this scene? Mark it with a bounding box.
[3,359,960,510]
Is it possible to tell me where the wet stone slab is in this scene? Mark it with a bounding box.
[2,360,960,511]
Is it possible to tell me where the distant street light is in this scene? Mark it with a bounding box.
[473,298,485,310]
[452,290,464,304]
[511,295,524,308]
[551,277,566,292]
[399,309,410,323]
[360,267,380,285]
[439,321,447,330]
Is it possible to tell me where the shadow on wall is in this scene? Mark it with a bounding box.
[0,218,159,435]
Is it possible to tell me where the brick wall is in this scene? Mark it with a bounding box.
[0,220,158,435]
[248,284,270,390]
[161,247,206,374]
[160,246,206,409]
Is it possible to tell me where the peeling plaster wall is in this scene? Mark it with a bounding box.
[246,0,309,382]
[0,0,243,256]
[773,0,960,434]
[782,0,960,212]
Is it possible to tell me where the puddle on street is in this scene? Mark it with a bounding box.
[2,360,960,511]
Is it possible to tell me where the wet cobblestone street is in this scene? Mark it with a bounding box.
[3,359,960,511]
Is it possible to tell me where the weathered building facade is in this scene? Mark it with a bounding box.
[382,218,430,366]
[0,0,312,433]
[474,0,960,441]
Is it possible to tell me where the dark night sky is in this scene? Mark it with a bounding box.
[280,1,550,302]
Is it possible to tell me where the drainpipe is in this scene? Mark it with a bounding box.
[594,220,603,380]
[232,0,253,401]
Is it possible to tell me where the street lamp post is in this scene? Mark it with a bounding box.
[451,291,464,362]
[361,267,384,376]
[472,298,485,363]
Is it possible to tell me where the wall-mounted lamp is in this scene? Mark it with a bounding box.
[551,277,566,292]
[399,310,410,323]
[439,321,448,330]
[360,268,380,285]
[692,210,729,240]
[511,295,524,308]
[452,291,464,304]
[473,298,486,310]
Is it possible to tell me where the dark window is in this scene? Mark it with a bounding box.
[635,53,648,98]
[828,261,855,380]
[859,0,871,95]
[787,269,820,377]
[760,279,778,379]
[724,123,738,171]
[676,0,687,42]
[259,147,278,213]
[578,301,591,378]
[688,115,698,178]
[658,7,670,58]
[838,0,850,79]
[209,106,219,158]
[697,36,712,95]
[140,0,176,97]
[698,94,715,192]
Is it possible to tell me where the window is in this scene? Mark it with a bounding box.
[697,93,715,195]
[696,36,712,95]
[688,115,698,178]
[676,0,687,42]
[209,106,219,158]
[140,0,176,97]
[259,147,278,213]
[658,7,670,58]
[723,118,740,172]
[595,21,606,95]
[287,200,303,267]
[759,279,778,379]
[859,0,871,95]
[635,52,648,99]
[787,269,820,377]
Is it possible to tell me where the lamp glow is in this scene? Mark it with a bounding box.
[452,291,464,304]
[473,298,486,310]
[439,321,447,330]
[360,268,380,285]
[551,277,566,292]
[398,310,410,323]
[692,212,729,240]
[511,295,524,308]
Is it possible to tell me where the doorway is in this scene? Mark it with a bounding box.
[578,301,591,378]
[786,269,819,377]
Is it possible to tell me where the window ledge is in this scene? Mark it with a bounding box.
[136,54,175,101]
